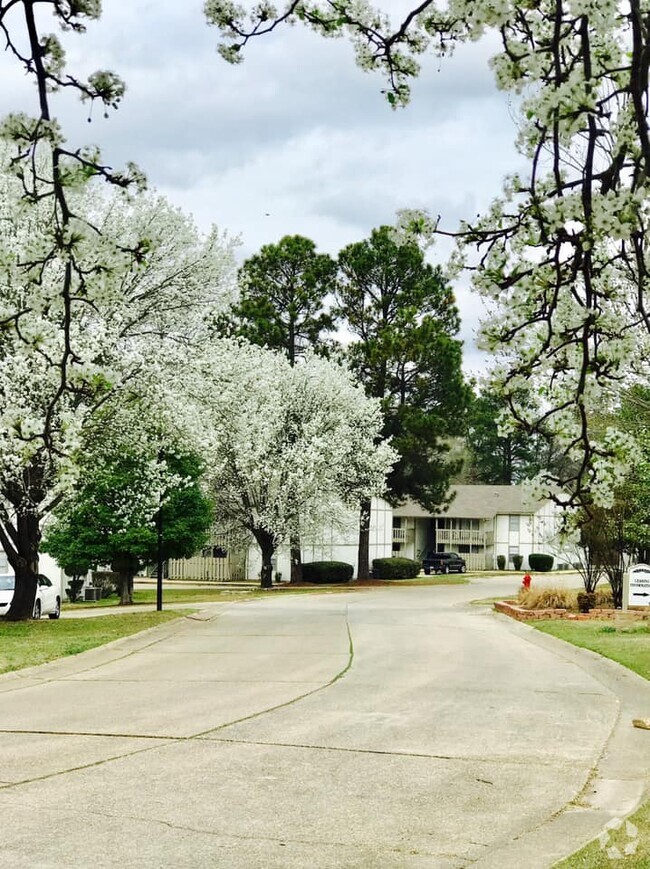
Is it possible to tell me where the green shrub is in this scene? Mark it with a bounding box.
[302,561,353,584]
[528,552,554,572]
[512,554,523,570]
[91,571,119,598]
[65,577,85,603]
[577,591,596,613]
[371,557,421,579]
[497,555,506,570]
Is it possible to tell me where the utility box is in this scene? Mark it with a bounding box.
[84,587,101,602]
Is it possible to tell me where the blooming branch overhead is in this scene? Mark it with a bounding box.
[207,0,650,508]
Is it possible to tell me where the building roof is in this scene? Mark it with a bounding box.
[392,485,543,520]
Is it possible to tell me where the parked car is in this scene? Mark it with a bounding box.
[422,551,467,575]
[0,574,61,619]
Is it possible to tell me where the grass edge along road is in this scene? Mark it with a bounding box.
[0,610,184,675]
[64,575,469,610]
[534,619,650,868]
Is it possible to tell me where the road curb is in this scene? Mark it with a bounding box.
[471,612,650,867]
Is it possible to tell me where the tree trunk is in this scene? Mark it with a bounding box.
[252,527,275,589]
[290,534,302,584]
[118,571,133,605]
[357,497,371,580]
[111,555,138,605]
[6,511,40,621]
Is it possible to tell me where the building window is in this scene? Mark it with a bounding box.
[509,515,520,533]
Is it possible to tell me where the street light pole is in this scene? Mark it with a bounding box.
[156,504,163,611]
[156,443,164,612]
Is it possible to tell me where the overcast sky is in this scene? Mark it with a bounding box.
[0,1,527,374]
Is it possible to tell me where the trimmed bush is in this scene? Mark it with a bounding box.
[577,591,596,613]
[302,561,353,584]
[512,554,523,571]
[496,555,506,570]
[65,577,85,603]
[372,557,421,579]
[528,552,554,572]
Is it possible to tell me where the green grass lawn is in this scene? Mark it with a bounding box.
[0,611,183,675]
[554,800,650,867]
[64,587,256,608]
[67,577,469,611]
[535,619,650,680]
[362,576,469,586]
[532,619,650,867]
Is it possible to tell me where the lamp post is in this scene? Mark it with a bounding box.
[156,504,163,611]
[156,446,164,612]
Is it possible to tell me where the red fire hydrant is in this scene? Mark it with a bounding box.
[522,573,532,589]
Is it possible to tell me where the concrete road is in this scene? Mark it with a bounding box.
[1,580,649,868]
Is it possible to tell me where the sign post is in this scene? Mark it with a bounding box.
[624,564,650,612]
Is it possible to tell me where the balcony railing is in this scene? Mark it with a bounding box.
[392,527,408,543]
[437,529,486,545]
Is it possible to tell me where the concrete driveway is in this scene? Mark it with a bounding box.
[1,579,649,868]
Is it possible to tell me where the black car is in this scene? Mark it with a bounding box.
[422,551,467,575]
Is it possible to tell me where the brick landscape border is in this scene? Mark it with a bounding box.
[494,600,650,622]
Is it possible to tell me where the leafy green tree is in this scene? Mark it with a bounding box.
[337,225,469,578]
[464,387,570,485]
[43,450,213,605]
[216,235,337,364]
[616,387,650,564]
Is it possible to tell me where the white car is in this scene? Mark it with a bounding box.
[0,574,61,619]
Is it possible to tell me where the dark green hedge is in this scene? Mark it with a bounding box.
[302,561,354,584]
[528,553,554,572]
[372,557,421,579]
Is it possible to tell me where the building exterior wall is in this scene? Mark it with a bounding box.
[299,496,393,578]
[173,489,573,582]
[248,497,394,581]
[393,498,570,572]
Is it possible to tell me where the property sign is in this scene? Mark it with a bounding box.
[625,564,650,610]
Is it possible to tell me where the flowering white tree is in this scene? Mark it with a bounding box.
[0,154,236,619]
[0,0,161,618]
[206,1,650,511]
[189,339,396,588]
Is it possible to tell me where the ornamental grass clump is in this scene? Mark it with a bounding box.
[594,586,614,608]
[517,587,577,610]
